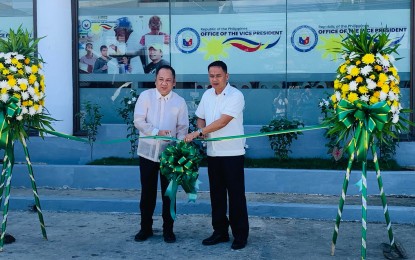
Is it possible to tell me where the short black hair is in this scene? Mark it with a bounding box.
[156,65,176,79]
[208,60,227,73]
[100,45,108,51]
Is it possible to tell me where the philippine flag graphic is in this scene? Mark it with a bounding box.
[183,37,193,47]
[299,36,310,45]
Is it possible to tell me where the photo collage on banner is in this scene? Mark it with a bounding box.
[78,15,170,75]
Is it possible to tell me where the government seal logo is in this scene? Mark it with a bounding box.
[175,27,200,54]
[291,25,318,52]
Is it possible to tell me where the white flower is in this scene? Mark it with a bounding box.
[366,79,377,90]
[29,107,36,115]
[12,85,21,91]
[390,105,398,114]
[341,53,347,59]
[392,113,399,124]
[36,105,43,113]
[349,81,358,91]
[388,91,399,101]
[349,52,359,60]
[28,87,35,96]
[4,53,12,59]
[5,58,11,64]
[17,78,28,85]
[376,53,390,67]
[0,80,8,89]
[16,115,23,121]
[15,54,24,60]
[319,101,324,107]
[38,69,44,75]
[388,54,396,62]
[360,65,372,76]
[127,101,131,105]
[21,107,28,114]
[21,92,30,100]
[25,66,32,74]
[33,95,40,102]
[388,75,396,83]
[9,66,17,72]
[335,91,341,101]
[131,97,137,102]
[0,94,9,103]
[379,91,388,101]
[360,94,369,102]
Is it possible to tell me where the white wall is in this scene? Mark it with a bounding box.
[37,0,73,134]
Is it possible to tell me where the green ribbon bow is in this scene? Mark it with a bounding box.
[336,99,390,161]
[0,97,22,149]
[160,141,202,220]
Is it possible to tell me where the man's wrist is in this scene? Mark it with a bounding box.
[197,128,203,137]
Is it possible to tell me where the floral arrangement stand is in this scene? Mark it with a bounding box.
[0,26,55,251]
[327,26,411,260]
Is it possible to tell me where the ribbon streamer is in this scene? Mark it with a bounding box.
[160,142,202,220]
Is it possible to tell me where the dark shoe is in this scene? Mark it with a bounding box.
[4,233,16,244]
[134,229,153,242]
[231,240,247,250]
[163,230,176,243]
[202,232,230,246]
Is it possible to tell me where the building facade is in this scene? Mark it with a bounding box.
[1,0,414,164]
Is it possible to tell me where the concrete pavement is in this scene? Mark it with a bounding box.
[2,211,415,260]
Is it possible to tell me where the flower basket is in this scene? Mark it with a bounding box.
[327,26,411,259]
[0,26,55,250]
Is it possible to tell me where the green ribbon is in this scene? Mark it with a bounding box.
[0,97,21,149]
[160,141,202,220]
[336,99,390,161]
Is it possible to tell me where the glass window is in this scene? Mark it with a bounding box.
[0,0,34,34]
[76,0,412,127]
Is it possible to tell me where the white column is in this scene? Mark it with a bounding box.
[37,0,73,134]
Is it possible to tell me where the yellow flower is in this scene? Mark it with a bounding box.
[341,84,349,93]
[346,60,350,64]
[391,86,400,94]
[373,91,381,98]
[347,92,359,103]
[369,96,379,104]
[389,67,398,76]
[0,63,4,69]
[13,93,21,99]
[39,99,45,106]
[369,75,376,80]
[18,69,24,75]
[345,75,352,80]
[28,100,33,106]
[362,53,375,64]
[331,94,337,103]
[29,74,37,84]
[379,73,388,82]
[34,87,40,95]
[31,64,39,74]
[350,67,360,76]
[1,88,7,94]
[24,58,30,64]
[381,84,390,93]
[334,79,341,89]
[392,100,399,108]
[16,62,23,69]
[339,64,347,73]
[11,58,19,65]
[377,81,384,87]
[355,76,363,83]
[356,60,361,65]
[358,86,368,94]
[20,83,28,91]
[387,100,392,106]
[8,77,16,86]
[2,69,10,75]
[375,65,382,71]
[341,92,347,99]
[22,101,29,106]
[34,104,39,111]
